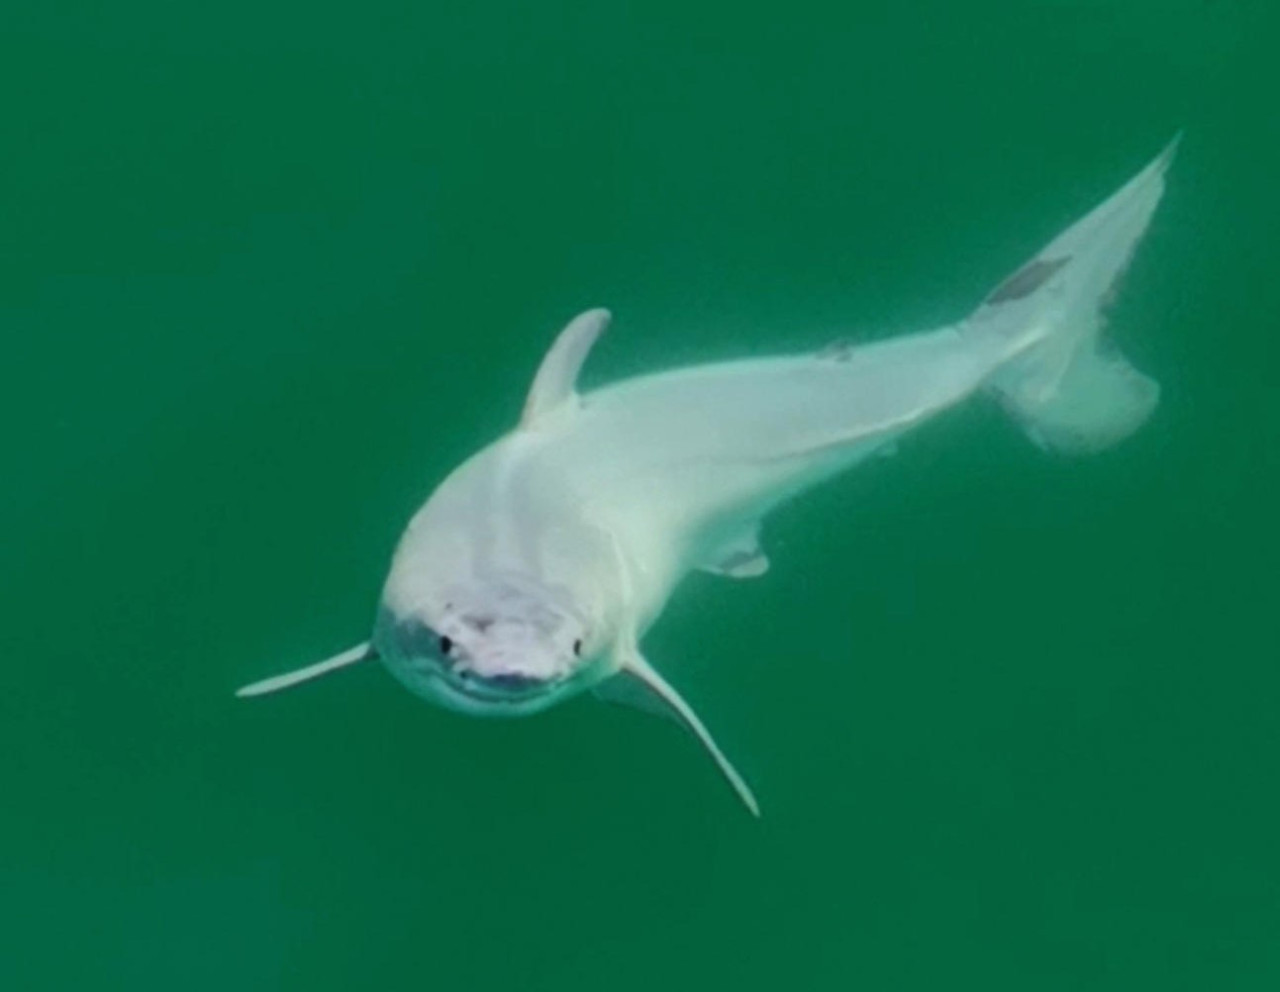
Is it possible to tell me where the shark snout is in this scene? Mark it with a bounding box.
[454,650,565,686]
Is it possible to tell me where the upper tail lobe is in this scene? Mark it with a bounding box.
[967,137,1178,454]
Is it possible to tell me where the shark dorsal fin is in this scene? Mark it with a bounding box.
[521,309,611,428]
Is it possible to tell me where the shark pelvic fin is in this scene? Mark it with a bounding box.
[698,524,769,579]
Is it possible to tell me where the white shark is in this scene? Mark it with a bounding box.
[238,139,1178,815]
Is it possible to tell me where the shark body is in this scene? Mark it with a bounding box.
[239,140,1178,814]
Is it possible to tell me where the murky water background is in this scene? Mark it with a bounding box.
[3,2,1278,988]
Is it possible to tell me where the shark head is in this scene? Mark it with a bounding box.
[373,578,604,717]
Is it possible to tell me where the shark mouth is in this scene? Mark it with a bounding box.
[441,664,569,704]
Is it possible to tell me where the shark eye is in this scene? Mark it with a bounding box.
[573,639,582,657]
[439,635,453,656]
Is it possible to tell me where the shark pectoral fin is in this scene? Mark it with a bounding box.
[598,524,758,815]
[593,669,682,723]
[608,651,760,817]
[236,642,375,698]
[520,308,611,427]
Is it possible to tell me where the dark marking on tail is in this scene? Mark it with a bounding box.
[986,256,1071,305]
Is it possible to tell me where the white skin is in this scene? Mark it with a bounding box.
[240,139,1178,814]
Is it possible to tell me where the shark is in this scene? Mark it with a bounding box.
[238,138,1179,815]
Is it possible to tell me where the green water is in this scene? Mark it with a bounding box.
[3,1,1278,988]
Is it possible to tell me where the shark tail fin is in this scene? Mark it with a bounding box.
[968,136,1178,454]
